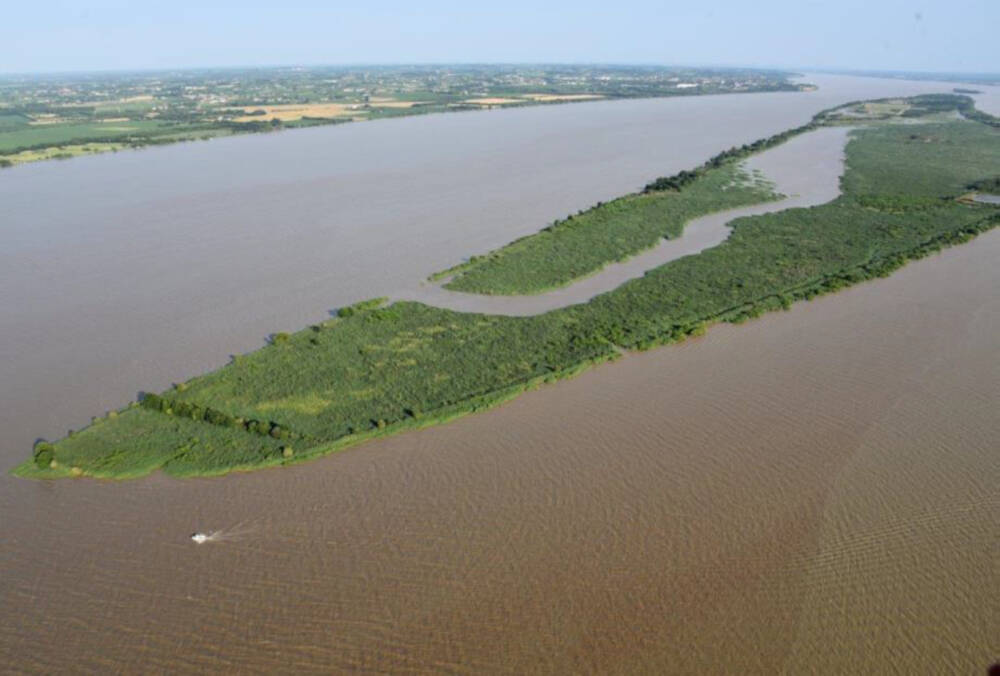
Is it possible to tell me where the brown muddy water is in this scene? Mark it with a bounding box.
[3,222,997,675]
[2,74,999,673]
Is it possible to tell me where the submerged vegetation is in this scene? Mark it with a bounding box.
[15,96,1000,480]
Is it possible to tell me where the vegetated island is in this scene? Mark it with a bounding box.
[0,65,809,169]
[16,94,999,480]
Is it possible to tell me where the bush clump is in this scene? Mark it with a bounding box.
[141,392,302,440]
[337,297,387,318]
[33,442,55,469]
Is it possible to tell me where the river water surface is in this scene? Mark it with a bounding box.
[2,74,998,673]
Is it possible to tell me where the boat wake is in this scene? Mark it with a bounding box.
[189,521,256,544]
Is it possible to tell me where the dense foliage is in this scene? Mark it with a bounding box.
[842,122,1000,197]
[967,177,1000,194]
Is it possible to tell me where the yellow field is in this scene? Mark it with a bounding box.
[524,94,604,102]
[459,95,603,107]
[371,101,426,108]
[234,100,425,122]
[234,103,359,122]
[463,97,522,105]
[52,95,155,108]
[28,114,66,126]
[862,101,909,115]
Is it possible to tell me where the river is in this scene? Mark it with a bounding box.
[1,74,998,673]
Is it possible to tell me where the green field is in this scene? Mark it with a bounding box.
[15,97,1000,480]
[0,120,172,153]
[0,112,31,131]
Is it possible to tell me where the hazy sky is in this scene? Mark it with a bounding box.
[2,0,996,74]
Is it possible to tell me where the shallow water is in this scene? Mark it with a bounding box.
[2,74,999,672]
[401,126,851,314]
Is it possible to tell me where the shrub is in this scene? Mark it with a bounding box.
[337,297,388,318]
[246,420,268,435]
[33,442,55,469]
[140,392,165,411]
[205,407,230,426]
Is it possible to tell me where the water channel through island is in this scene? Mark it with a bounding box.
[400,125,852,315]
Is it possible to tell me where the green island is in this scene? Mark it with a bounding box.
[16,94,999,480]
[0,65,807,168]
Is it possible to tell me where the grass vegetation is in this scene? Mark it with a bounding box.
[1,142,130,164]
[0,120,174,153]
[14,98,1000,480]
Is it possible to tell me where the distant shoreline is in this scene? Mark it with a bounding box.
[0,65,809,170]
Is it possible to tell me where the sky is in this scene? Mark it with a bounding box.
[2,0,997,74]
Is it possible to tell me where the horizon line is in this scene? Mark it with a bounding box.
[1,62,998,80]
